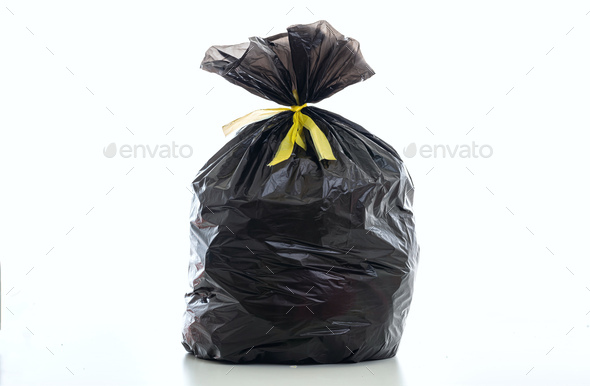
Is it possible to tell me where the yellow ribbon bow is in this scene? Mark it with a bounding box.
[222,103,336,166]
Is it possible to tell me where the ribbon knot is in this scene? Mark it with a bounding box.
[221,103,336,166]
[290,104,307,112]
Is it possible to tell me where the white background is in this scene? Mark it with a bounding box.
[1,1,590,385]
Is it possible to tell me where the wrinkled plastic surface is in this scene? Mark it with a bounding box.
[182,20,419,364]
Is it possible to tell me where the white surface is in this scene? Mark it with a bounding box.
[1,1,590,385]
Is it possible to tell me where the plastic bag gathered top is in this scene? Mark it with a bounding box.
[182,20,419,364]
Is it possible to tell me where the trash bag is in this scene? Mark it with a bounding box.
[182,20,419,364]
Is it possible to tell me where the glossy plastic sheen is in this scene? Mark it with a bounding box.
[182,20,419,364]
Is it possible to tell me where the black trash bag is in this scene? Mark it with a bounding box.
[182,20,419,364]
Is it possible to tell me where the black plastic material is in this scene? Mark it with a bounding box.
[182,20,419,364]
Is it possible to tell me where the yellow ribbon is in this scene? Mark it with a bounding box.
[222,103,336,166]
